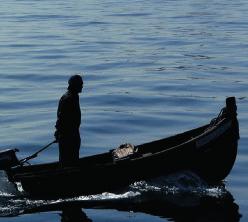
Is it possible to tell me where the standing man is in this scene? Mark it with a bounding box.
[54,74,83,166]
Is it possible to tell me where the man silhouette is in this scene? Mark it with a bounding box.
[55,74,83,166]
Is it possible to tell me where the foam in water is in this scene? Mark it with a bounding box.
[0,171,21,196]
[130,170,210,193]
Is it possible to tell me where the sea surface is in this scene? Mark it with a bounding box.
[0,0,247,221]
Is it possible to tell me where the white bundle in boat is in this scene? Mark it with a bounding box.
[112,143,135,160]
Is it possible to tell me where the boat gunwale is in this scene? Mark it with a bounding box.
[131,117,232,161]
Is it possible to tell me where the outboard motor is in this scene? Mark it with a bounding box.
[0,149,20,170]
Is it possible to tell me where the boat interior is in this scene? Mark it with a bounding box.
[9,122,210,176]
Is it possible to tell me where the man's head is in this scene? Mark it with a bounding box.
[68,74,84,93]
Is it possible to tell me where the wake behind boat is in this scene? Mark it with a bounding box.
[0,97,239,198]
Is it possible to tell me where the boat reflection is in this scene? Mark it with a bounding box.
[23,190,241,222]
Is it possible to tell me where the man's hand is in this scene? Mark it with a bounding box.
[54,130,60,143]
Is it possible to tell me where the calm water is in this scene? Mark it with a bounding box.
[0,0,247,221]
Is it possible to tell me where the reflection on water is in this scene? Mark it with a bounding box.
[61,207,92,222]
[21,190,241,222]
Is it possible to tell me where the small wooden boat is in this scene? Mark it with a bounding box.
[1,97,239,198]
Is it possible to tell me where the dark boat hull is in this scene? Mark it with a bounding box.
[6,97,239,198]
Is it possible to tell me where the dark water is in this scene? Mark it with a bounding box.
[0,0,247,221]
